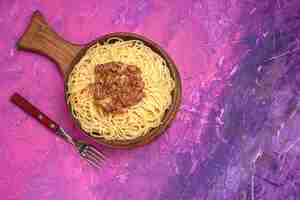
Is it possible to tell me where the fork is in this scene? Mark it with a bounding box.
[10,93,105,168]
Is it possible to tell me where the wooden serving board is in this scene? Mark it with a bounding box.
[16,11,182,149]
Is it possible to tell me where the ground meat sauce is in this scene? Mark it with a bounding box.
[91,62,145,113]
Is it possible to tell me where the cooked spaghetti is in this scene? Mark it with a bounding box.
[67,38,175,140]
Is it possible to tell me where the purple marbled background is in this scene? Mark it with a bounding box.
[1,0,300,199]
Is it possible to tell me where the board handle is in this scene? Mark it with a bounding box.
[17,11,83,77]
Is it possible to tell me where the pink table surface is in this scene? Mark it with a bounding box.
[1,0,300,199]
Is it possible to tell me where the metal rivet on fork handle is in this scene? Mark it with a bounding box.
[50,124,56,129]
[38,114,43,120]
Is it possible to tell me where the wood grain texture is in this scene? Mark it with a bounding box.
[16,11,83,76]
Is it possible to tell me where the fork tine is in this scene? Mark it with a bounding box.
[82,151,102,168]
[84,156,101,169]
[86,150,104,164]
[88,146,106,160]
[85,150,103,167]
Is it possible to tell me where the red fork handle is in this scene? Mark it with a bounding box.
[10,93,59,132]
